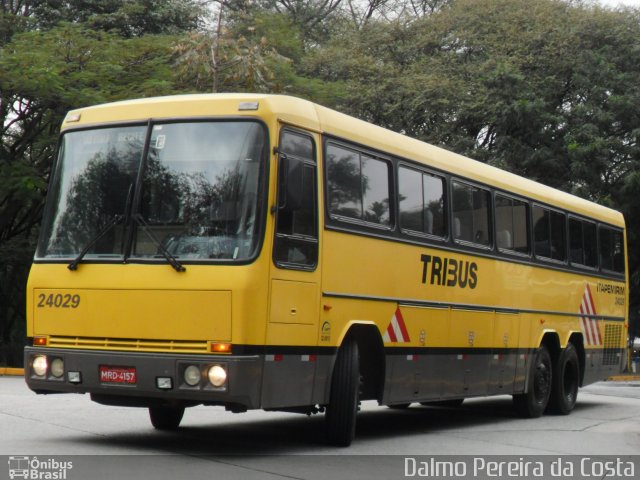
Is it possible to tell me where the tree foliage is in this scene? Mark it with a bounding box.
[0,0,201,365]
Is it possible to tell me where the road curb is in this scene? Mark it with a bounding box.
[608,375,640,381]
[0,368,24,376]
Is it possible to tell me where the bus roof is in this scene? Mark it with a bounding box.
[63,93,624,227]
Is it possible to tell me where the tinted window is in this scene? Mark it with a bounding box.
[37,122,268,262]
[533,206,550,258]
[533,205,566,261]
[327,143,391,227]
[399,166,445,237]
[37,126,146,258]
[599,227,625,273]
[274,130,318,269]
[495,194,529,254]
[550,211,566,261]
[326,144,361,219]
[569,218,597,268]
[135,122,265,260]
[452,181,491,246]
[569,218,583,264]
[584,222,598,267]
[362,155,391,225]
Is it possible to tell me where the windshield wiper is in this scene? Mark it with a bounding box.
[68,214,124,271]
[132,214,186,273]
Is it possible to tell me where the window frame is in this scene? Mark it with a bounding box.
[324,139,394,232]
[450,178,493,250]
[568,215,598,270]
[494,192,531,257]
[532,203,567,264]
[598,225,625,275]
[397,163,447,241]
[36,118,271,267]
[273,127,319,271]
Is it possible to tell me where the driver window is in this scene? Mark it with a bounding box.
[273,129,318,269]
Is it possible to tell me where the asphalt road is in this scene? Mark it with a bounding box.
[1,376,639,479]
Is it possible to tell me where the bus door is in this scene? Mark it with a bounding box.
[263,127,321,408]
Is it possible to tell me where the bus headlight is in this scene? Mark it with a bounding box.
[32,355,48,377]
[207,365,227,387]
[184,365,201,386]
[50,358,64,378]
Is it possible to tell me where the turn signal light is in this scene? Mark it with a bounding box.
[34,336,47,346]
[210,343,231,354]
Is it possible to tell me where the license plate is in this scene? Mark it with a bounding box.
[99,365,137,384]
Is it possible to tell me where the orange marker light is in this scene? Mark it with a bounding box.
[210,343,232,354]
[34,336,47,346]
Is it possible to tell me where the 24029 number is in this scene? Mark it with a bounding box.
[37,293,81,309]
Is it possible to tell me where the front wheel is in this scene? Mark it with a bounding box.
[513,346,552,418]
[325,339,360,447]
[149,406,185,430]
[547,343,580,415]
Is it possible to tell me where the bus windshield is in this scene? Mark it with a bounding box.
[37,121,267,263]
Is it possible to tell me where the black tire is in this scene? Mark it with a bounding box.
[325,339,360,447]
[547,343,580,415]
[149,406,185,430]
[420,399,464,407]
[513,346,552,418]
[388,403,411,409]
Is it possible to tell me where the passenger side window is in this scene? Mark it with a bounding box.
[452,181,491,247]
[398,166,446,238]
[495,194,529,254]
[599,227,625,273]
[569,218,597,268]
[533,205,566,261]
[326,143,391,228]
[274,130,318,269]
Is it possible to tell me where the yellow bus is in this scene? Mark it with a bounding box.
[25,94,628,446]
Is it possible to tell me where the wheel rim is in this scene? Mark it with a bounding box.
[563,360,578,403]
[533,358,551,404]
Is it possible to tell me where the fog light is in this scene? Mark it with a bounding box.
[207,365,227,387]
[68,371,81,384]
[50,358,64,378]
[184,365,201,386]
[32,355,48,377]
[156,377,173,390]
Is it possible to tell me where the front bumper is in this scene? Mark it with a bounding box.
[24,347,262,410]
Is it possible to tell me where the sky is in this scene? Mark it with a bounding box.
[598,0,640,6]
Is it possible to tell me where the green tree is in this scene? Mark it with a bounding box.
[0,19,189,365]
[30,0,204,36]
[173,5,300,93]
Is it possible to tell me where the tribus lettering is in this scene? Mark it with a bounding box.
[420,254,478,289]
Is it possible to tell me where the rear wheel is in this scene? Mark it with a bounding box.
[388,403,411,409]
[325,339,360,447]
[149,406,185,430]
[547,343,580,415]
[513,346,552,418]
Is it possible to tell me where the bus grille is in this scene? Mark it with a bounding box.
[602,324,623,366]
[47,336,209,354]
